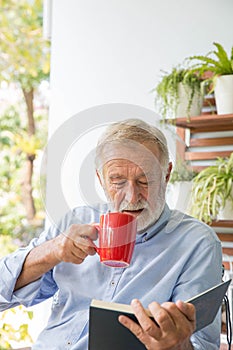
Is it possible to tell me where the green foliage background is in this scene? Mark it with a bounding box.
[0,0,50,347]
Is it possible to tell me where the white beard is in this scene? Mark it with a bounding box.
[118,199,165,232]
[105,181,166,233]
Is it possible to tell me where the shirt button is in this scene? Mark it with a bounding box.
[111,281,115,286]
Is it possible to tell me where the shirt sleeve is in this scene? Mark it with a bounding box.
[0,209,75,310]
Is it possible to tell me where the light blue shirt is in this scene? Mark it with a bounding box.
[0,204,222,349]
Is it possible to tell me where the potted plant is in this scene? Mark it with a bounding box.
[187,42,233,115]
[190,153,233,224]
[166,160,197,213]
[153,66,204,120]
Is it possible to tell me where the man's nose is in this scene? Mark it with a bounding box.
[124,182,141,204]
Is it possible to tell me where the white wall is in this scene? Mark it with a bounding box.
[48,0,233,128]
[44,0,233,221]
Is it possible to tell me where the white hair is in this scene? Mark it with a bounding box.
[95,118,170,172]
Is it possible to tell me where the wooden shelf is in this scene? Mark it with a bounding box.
[210,220,233,229]
[211,221,233,257]
[168,114,233,251]
[169,113,233,170]
[169,114,233,133]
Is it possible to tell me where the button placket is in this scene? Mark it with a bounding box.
[103,268,126,300]
[110,268,126,298]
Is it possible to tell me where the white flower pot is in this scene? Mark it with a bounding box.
[217,187,233,220]
[175,83,203,118]
[214,75,233,115]
[166,181,193,214]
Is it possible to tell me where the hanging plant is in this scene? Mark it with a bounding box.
[152,67,204,120]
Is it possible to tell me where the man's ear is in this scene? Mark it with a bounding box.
[165,162,173,183]
[96,170,103,187]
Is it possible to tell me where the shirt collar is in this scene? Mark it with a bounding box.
[136,204,172,243]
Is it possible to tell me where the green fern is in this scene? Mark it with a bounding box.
[188,42,233,79]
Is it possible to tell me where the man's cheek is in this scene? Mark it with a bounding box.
[148,185,162,200]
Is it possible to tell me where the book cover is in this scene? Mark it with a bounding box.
[88,280,231,350]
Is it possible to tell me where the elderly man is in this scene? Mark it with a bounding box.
[0,119,222,349]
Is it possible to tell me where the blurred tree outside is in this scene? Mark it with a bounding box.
[0,0,50,347]
[0,0,50,244]
[0,306,33,349]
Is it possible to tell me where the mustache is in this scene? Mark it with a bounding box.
[118,200,148,211]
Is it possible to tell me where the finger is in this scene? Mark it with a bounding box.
[131,299,162,338]
[161,301,196,336]
[118,315,152,346]
[62,224,97,255]
[176,300,196,324]
[61,233,96,253]
[69,252,86,264]
[148,301,175,334]
[73,237,97,256]
[71,244,88,259]
[56,238,87,264]
[67,224,98,241]
[58,233,96,263]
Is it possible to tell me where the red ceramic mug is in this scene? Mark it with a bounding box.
[94,212,137,268]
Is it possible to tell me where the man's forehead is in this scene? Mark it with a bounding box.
[97,140,161,169]
[101,152,163,179]
[104,158,156,174]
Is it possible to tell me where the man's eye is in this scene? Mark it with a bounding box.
[138,180,156,187]
[137,178,148,186]
[138,180,148,186]
[111,181,126,188]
